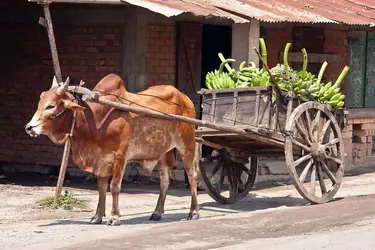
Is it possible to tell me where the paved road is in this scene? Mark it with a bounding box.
[3,169,375,250]
[66,194,375,250]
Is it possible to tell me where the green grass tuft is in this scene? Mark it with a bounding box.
[37,190,86,210]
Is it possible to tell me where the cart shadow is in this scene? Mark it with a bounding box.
[200,193,312,212]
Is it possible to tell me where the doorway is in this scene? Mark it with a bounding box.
[201,25,232,92]
[177,22,232,119]
[176,22,232,161]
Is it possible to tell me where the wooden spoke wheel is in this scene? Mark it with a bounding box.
[285,101,345,204]
[199,148,257,204]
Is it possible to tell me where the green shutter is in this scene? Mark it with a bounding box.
[365,32,375,107]
[347,30,366,108]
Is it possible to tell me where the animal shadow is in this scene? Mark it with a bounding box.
[37,212,192,227]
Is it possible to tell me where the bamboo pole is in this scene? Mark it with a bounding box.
[39,1,70,204]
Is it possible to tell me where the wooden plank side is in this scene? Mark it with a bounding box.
[347,30,366,108]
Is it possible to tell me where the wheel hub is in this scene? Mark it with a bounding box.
[310,143,331,162]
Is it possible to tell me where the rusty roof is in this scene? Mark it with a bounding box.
[120,0,375,26]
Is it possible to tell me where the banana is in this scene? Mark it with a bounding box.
[327,100,340,106]
[219,59,233,74]
[242,72,254,78]
[249,62,256,68]
[239,61,246,72]
[337,94,345,101]
[337,101,344,108]
[323,82,332,93]
[239,75,251,82]
[299,81,307,89]
[329,88,340,97]
[242,67,256,72]
[330,93,342,101]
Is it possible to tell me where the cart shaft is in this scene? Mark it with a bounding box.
[68,86,285,148]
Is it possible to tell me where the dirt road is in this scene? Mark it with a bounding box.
[1,168,375,250]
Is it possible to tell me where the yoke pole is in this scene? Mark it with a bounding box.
[38,1,70,204]
[41,2,62,82]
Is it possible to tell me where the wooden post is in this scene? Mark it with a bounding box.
[38,1,70,204]
[248,19,260,68]
[231,19,260,69]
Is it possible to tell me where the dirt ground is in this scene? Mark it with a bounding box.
[2,166,375,249]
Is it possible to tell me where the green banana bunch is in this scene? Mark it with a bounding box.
[203,39,348,110]
[205,69,236,90]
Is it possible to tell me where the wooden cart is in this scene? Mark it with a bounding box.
[196,86,347,205]
[70,83,347,206]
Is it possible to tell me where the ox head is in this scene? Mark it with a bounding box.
[25,76,85,143]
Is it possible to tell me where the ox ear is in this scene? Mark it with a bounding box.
[62,100,85,111]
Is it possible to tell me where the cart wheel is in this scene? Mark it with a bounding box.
[285,101,345,204]
[199,148,257,204]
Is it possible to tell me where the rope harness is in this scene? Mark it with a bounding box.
[25,93,80,144]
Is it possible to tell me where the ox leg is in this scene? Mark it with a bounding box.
[150,163,170,221]
[90,176,108,224]
[107,157,126,226]
[184,149,200,220]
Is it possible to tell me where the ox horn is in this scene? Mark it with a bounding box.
[56,76,70,95]
[51,75,59,88]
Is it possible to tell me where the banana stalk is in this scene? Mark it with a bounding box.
[283,43,292,80]
[302,48,308,73]
[259,38,267,70]
[316,61,328,86]
[333,66,350,88]
[218,53,235,73]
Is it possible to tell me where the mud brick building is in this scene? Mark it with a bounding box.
[1,0,375,182]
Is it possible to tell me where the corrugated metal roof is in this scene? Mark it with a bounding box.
[120,0,375,26]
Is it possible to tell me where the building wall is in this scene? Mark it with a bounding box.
[324,29,348,93]
[0,3,181,177]
[0,9,122,174]
[145,24,176,88]
[262,27,290,68]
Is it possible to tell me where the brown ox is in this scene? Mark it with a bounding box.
[25,74,199,225]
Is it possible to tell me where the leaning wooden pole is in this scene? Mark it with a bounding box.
[38,1,70,204]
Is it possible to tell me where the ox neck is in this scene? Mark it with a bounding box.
[48,108,76,144]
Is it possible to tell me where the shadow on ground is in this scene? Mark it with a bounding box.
[37,212,200,227]
[34,191,337,228]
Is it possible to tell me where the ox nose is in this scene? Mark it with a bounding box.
[25,124,33,133]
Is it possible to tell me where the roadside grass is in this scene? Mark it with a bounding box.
[37,190,87,210]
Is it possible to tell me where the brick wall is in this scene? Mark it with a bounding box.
[349,119,375,165]
[145,24,176,88]
[323,29,348,95]
[262,28,290,68]
[0,23,121,173]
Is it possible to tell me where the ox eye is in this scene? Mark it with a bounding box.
[45,105,55,110]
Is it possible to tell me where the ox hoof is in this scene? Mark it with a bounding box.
[149,213,162,221]
[187,213,200,220]
[107,217,121,226]
[89,215,103,224]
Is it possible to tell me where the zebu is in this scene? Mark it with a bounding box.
[25,73,199,225]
